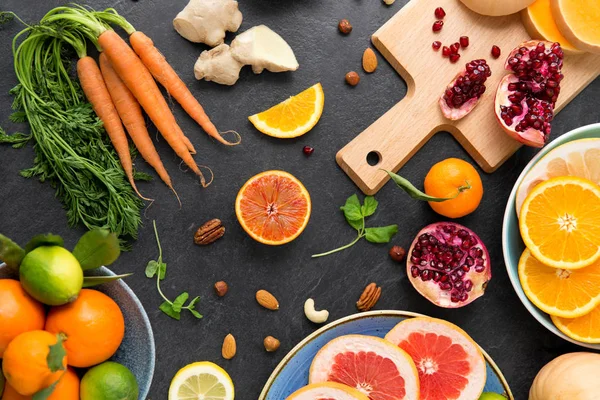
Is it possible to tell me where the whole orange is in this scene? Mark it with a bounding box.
[0,279,46,357]
[424,158,483,218]
[2,330,66,396]
[1,367,79,400]
[45,289,124,368]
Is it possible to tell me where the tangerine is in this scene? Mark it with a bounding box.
[1,367,78,400]
[2,330,66,396]
[0,279,46,357]
[45,289,124,368]
[424,158,483,218]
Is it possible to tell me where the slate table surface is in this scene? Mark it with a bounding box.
[1,0,599,399]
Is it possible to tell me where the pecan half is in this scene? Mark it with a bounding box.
[356,282,381,312]
[194,219,225,245]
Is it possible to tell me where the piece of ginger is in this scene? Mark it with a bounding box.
[174,0,243,47]
[194,44,244,86]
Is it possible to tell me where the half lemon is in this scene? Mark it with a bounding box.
[168,361,234,400]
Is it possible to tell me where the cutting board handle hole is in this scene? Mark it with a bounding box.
[366,151,381,166]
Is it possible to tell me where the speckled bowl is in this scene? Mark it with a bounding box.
[0,263,155,399]
[260,310,513,399]
[502,123,600,349]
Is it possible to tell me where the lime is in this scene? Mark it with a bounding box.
[169,361,234,400]
[19,246,83,306]
[80,361,138,400]
[479,393,507,400]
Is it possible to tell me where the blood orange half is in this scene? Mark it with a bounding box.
[308,334,419,400]
[287,382,370,400]
[385,317,486,400]
[235,170,311,245]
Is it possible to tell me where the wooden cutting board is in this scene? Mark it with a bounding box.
[336,0,600,195]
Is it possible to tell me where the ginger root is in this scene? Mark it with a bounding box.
[174,0,243,47]
[194,44,243,86]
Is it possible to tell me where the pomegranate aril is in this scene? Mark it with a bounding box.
[449,53,461,63]
[432,20,444,32]
[460,36,469,48]
[491,45,501,58]
[450,43,460,54]
[302,146,314,156]
[434,7,446,19]
[432,41,442,50]
[442,46,451,57]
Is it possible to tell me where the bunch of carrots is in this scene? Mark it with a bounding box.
[42,6,241,202]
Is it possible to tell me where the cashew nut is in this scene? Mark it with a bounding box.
[304,298,329,324]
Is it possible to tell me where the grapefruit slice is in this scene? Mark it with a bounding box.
[308,334,419,400]
[287,382,370,400]
[385,317,486,400]
[235,170,311,245]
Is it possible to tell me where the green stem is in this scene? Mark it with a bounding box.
[152,220,163,262]
[311,233,365,258]
[152,220,171,305]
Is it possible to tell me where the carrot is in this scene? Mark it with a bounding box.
[99,53,180,204]
[129,31,241,146]
[97,30,211,187]
[76,56,151,201]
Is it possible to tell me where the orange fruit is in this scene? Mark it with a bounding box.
[235,170,311,245]
[45,289,124,368]
[0,279,46,357]
[424,158,484,218]
[552,305,600,343]
[520,176,600,269]
[1,367,78,400]
[518,249,600,318]
[2,330,66,396]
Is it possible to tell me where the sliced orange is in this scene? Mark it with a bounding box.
[248,83,324,138]
[520,176,600,269]
[552,305,600,343]
[518,249,600,318]
[235,170,311,245]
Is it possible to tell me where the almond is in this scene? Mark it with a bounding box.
[362,48,378,73]
[256,289,279,310]
[222,333,236,359]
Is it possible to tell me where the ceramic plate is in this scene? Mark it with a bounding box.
[0,264,155,399]
[260,310,513,399]
[502,122,600,349]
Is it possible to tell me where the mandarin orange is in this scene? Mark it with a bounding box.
[1,367,78,400]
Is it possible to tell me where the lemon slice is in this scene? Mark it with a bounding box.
[248,83,324,138]
[168,362,234,400]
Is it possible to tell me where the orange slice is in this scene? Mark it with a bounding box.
[248,83,324,138]
[235,170,311,245]
[551,0,600,54]
[518,249,600,318]
[552,305,600,343]
[519,176,600,269]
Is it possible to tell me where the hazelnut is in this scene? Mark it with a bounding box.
[214,281,229,297]
[389,246,406,262]
[345,71,360,86]
[263,336,280,352]
[338,19,352,35]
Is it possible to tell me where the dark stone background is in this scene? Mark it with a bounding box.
[1,0,599,399]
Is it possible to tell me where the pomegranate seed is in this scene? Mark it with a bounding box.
[434,7,446,19]
[449,53,460,63]
[432,20,444,32]
[460,36,469,48]
[432,41,442,50]
[450,42,460,54]
[303,146,314,156]
[491,45,501,58]
[442,46,451,57]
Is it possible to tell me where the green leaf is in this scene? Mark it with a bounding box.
[361,196,378,217]
[189,309,203,319]
[365,225,398,243]
[32,380,58,400]
[384,170,459,202]
[347,218,363,231]
[82,273,132,287]
[0,234,26,271]
[187,296,200,309]
[172,292,189,313]
[145,260,159,278]
[24,234,64,253]
[340,194,363,221]
[159,301,181,320]
[158,262,167,280]
[72,229,120,270]
[47,334,66,373]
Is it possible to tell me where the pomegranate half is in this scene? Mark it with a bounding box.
[439,59,492,120]
[495,40,564,148]
[407,222,491,308]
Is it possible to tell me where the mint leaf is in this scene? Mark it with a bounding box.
[82,273,132,287]
[47,334,66,373]
[158,262,167,280]
[365,225,398,243]
[347,218,363,231]
[340,194,362,221]
[187,296,200,309]
[24,234,64,254]
[159,302,181,320]
[172,292,189,313]
[145,260,159,278]
[72,229,120,270]
[189,309,203,319]
[361,196,378,217]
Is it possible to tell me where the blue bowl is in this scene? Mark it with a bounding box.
[0,264,155,399]
[260,310,513,399]
[502,123,600,350]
